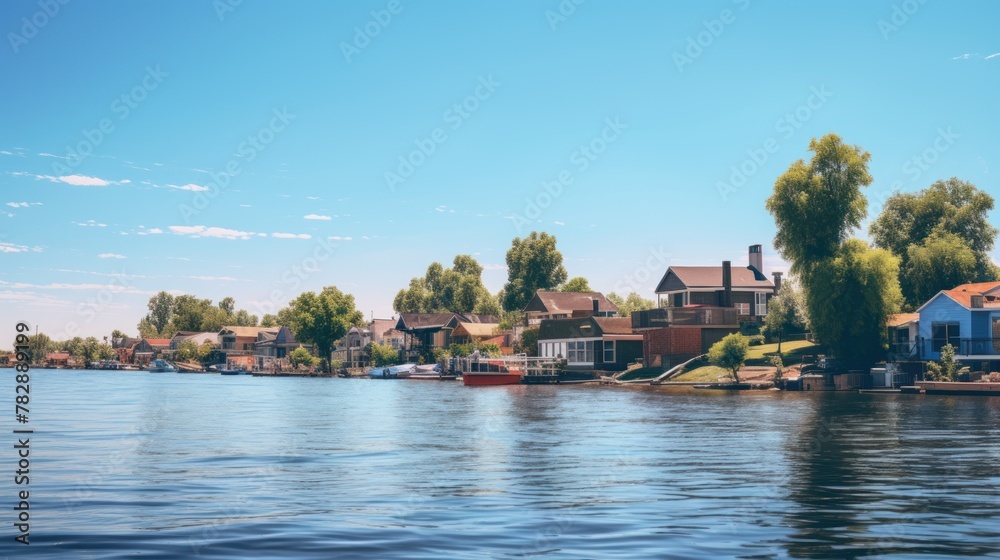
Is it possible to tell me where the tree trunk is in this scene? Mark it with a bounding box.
[732,367,741,383]
[777,332,783,356]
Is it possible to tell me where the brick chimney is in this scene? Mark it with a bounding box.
[773,272,783,295]
[749,244,763,275]
[722,261,733,307]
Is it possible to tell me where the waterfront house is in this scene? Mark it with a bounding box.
[537,316,642,371]
[216,326,266,369]
[447,318,501,345]
[112,336,141,364]
[523,291,617,326]
[395,312,499,360]
[333,319,406,368]
[253,326,302,371]
[132,338,171,366]
[887,313,919,359]
[45,351,71,367]
[632,306,741,368]
[654,245,779,320]
[169,331,219,351]
[915,281,1000,370]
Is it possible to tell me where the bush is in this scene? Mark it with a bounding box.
[770,354,784,383]
[289,347,317,369]
[748,335,765,346]
[369,343,400,367]
[708,333,750,383]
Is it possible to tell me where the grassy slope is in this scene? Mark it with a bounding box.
[671,340,825,382]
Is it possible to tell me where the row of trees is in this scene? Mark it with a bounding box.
[14,333,117,365]
[392,231,656,319]
[766,133,998,368]
[139,293,262,338]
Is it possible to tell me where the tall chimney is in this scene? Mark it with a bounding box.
[749,244,763,275]
[773,272,783,295]
[592,297,600,315]
[722,261,733,308]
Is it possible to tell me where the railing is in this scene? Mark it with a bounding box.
[632,307,738,329]
[917,338,1000,358]
[451,354,562,377]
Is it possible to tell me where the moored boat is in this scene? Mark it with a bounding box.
[368,363,416,379]
[146,359,178,373]
[460,357,522,386]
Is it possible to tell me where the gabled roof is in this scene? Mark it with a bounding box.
[656,266,773,293]
[538,316,633,340]
[173,332,219,345]
[219,326,264,337]
[451,322,500,338]
[46,351,70,360]
[916,281,1000,312]
[142,338,171,347]
[523,291,617,314]
[396,313,499,332]
[887,313,919,327]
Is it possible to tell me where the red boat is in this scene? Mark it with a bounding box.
[460,358,522,386]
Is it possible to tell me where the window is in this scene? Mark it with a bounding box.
[755,292,767,316]
[931,323,960,352]
[603,340,615,363]
[567,341,594,363]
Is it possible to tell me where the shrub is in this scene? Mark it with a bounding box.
[748,335,765,346]
[708,333,750,383]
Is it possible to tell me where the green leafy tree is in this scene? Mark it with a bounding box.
[766,134,872,275]
[708,333,751,383]
[137,318,161,338]
[560,277,592,293]
[925,343,959,381]
[260,314,278,328]
[284,286,364,372]
[393,255,494,314]
[903,232,979,306]
[97,343,115,361]
[806,239,902,368]
[517,328,539,357]
[501,232,568,311]
[111,329,128,340]
[369,342,400,366]
[288,346,317,369]
[234,309,258,327]
[606,292,656,318]
[26,333,53,365]
[175,339,201,362]
[218,297,236,316]
[870,178,998,305]
[143,291,175,335]
[763,286,805,354]
[169,295,213,332]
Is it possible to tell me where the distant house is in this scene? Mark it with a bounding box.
[112,336,141,364]
[654,245,780,320]
[537,316,642,371]
[45,351,71,367]
[132,338,171,365]
[169,331,219,350]
[523,291,617,326]
[254,326,302,370]
[448,319,500,345]
[333,319,407,368]
[395,313,498,359]
[915,281,1000,368]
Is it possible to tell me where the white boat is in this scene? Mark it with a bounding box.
[368,363,416,379]
[147,359,178,373]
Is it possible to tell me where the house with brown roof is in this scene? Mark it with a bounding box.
[45,351,71,367]
[916,281,1000,368]
[654,245,780,320]
[523,291,617,326]
[253,326,303,370]
[887,313,919,359]
[132,338,171,365]
[537,316,642,372]
[395,312,499,359]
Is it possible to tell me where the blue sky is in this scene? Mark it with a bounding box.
[1,0,998,341]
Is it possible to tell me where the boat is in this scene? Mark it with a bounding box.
[208,364,250,375]
[368,363,416,379]
[409,363,446,380]
[146,359,178,373]
[460,357,522,386]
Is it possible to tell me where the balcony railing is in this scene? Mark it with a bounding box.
[631,307,738,329]
[918,338,1000,358]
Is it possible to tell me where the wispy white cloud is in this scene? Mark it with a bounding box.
[953,53,973,60]
[166,183,210,192]
[98,253,126,259]
[304,214,331,220]
[186,275,241,282]
[168,225,256,240]
[986,52,1000,60]
[0,242,43,253]
[329,236,353,241]
[0,290,71,307]
[37,152,70,160]
[73,220,107,227]
[9,172,129,187]
[307,196,320,200]
[483,263,507,271]
[0,280,155,295]
[554,221,565,226]
[272,232,312,239]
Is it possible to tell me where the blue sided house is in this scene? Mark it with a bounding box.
[916,281,1000,369]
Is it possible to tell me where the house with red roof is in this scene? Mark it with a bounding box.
[915,281,1000,367]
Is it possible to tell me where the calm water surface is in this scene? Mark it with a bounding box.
[3,370,1000,559]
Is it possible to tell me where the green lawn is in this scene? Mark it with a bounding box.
[670,365,734,383]
[617,366,666,381]
[745,340,824,365]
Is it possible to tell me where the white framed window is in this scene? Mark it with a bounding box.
[567,341,594,363]
[755,292,767,316]
[603,340,615,363]
[736,303,750,315]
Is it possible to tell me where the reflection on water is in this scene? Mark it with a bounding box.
[2,371,999,559]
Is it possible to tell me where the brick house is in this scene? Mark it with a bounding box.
[537,316,643,371]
